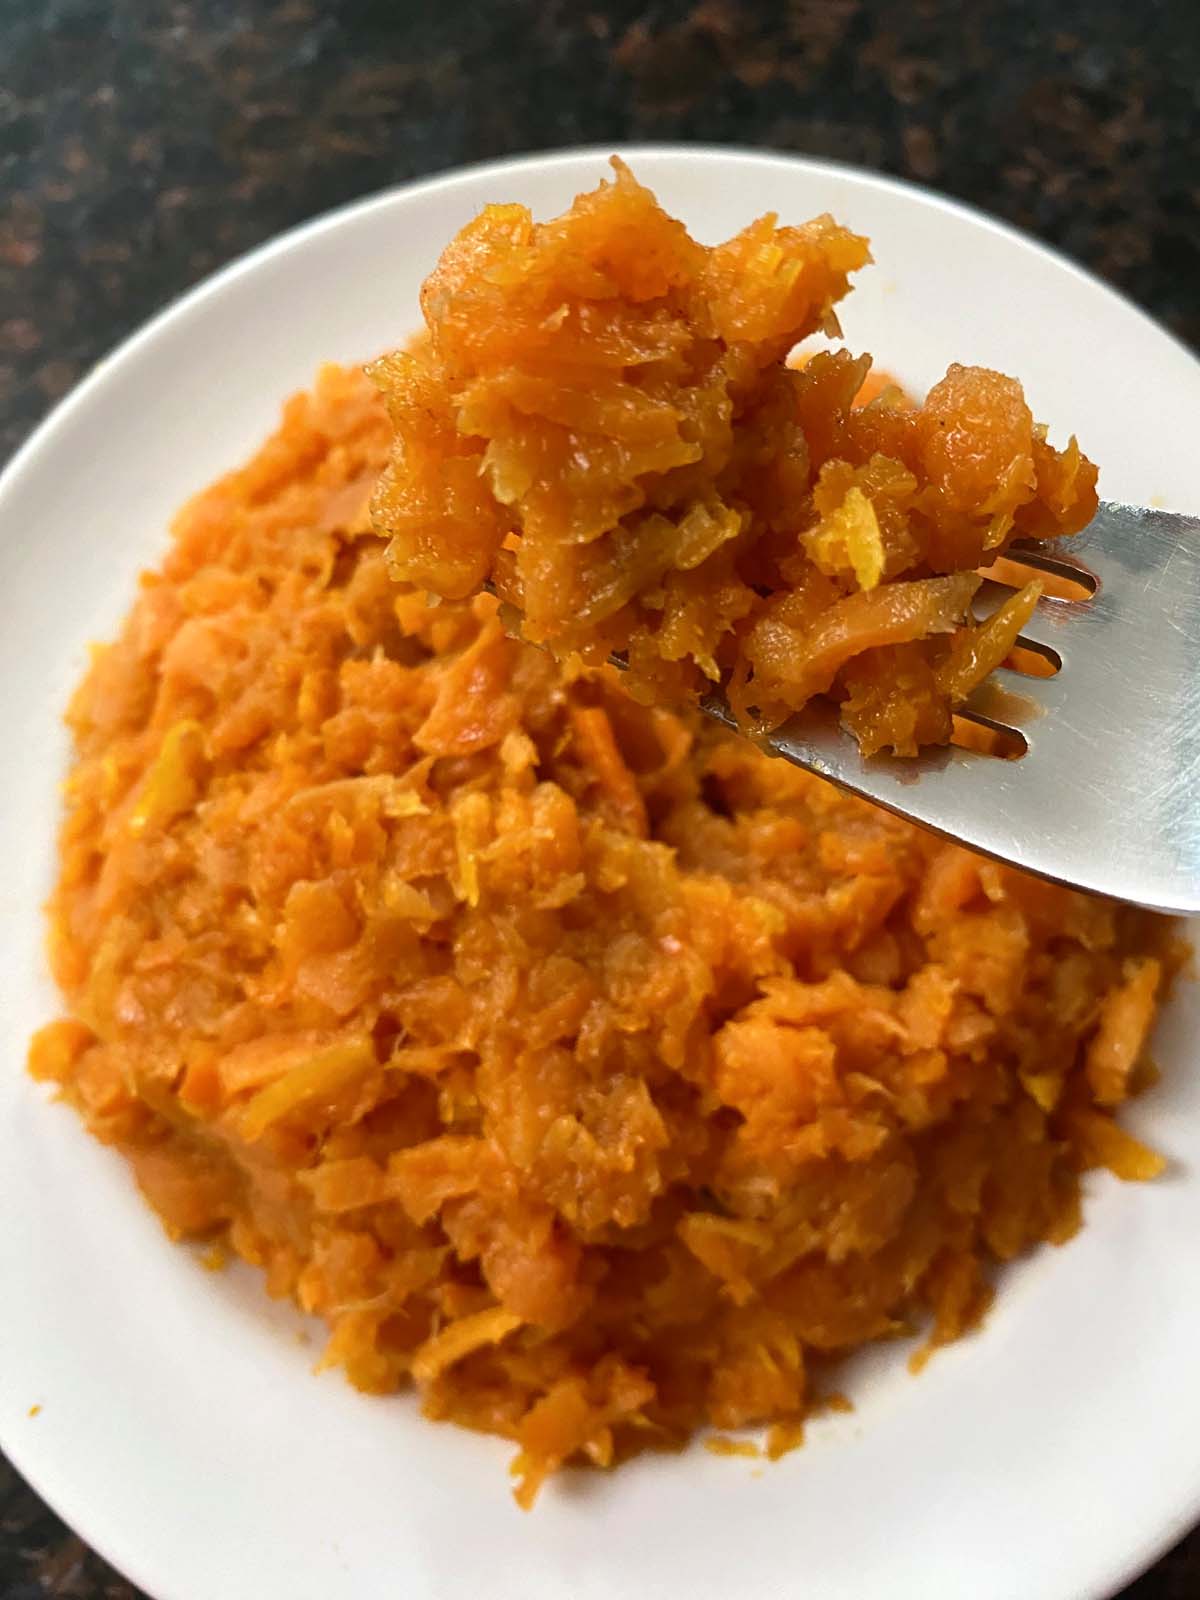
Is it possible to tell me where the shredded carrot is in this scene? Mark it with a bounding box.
[32,359,1182,1508]
[371,159,1098,755]
[1067,1108,1167,1182]
[239,1040,375,1141]
[706,1434,761,1459]
[765,1419,806,1459]
[569,705,649,838]
[412,1308,524,1384]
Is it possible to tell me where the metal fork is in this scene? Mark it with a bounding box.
[724,503,1200,915]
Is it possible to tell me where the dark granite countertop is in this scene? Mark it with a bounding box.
[2,1,1198,1596]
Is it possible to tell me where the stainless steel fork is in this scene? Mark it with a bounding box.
[732,503,1200,914]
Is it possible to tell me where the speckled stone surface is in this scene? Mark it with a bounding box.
[2,1,1198,1596]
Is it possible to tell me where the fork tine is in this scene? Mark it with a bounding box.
[1002,540,1100,594]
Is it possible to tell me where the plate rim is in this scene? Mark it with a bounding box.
[4,139,1198,499]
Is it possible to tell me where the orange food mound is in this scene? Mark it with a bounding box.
[33,365,1177,1509]
[371,160,1098,755]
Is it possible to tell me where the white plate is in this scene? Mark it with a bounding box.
[1,146,1197,1600]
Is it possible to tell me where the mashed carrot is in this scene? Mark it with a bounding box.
[32,363,1178,1509]
[371,160,1097,755]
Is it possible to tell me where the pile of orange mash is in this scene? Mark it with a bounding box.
[31,170,1177,1509]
